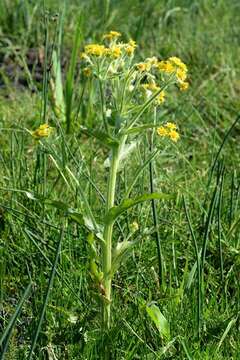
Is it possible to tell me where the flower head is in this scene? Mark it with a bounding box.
[157,126,168,137]
[83,67,92,77]
[32,124,52,139]
[157,122,180,142]
[165,122,177,130]
[142,82,160,92]
[179,81,189,91]
[103,31,122,41]
[156,91,165,104]
[169,57,187,72]
[125,39,137,55]
[136,62,151,72]
[176,68,187,82]
[130,221,139,232]
[158,61,175,73]
[168,129,180,142]
[84,44,107,57]
[109,45,122,58]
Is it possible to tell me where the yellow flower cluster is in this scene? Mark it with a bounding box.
[81,32,137,62]
[142,82,160,92]
[158,56,189,91]
[84,44,106,57]
[156,91,165,104]
[80,31,189,120]
[141,82,165,105]
[136,62,151,72]
[157,122,180,142]
[103,30,122,41]
[109,45,122,58]
[32,124,52,139]
[125,39,137,55]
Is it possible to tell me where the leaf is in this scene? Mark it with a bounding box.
[122,123,158,135]
[217,317,237,351]
[51,49,65,118]
[119,141,138,166]
[0,283,32,349]
[104,141,137,169]
[45,200,104,241]
[105,193,171,225]
[25,191,38,200]
[80,126,119,148]
[146,304,170,339]
[111,240,136,275]
[65,14,83,133]
[45,200,70,211]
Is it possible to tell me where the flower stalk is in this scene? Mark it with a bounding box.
[102,137,126,329]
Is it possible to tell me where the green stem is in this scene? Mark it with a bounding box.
[102,137,126,329]
[149,108,163,286]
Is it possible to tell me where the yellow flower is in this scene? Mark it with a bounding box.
[168,129,180,142]
[179,81,189,91]
[80,52,88,60]
[176,68,187,81]
[157,126,168,137]
[136,62,151,72]
[103,31,122,41]
[157,123,180,142]
[85,44,106,57]
[169,57,187,72]
[142,82,160,92]
[32,124,52,139]
[125,39,137,55]
[146,57,158,67]
[157,61,175,73]
[165,122,177,130]
[83,67,92,77]
[156,91,165,104]
[109,45,122,58]
[129,39,137,47]
[130,221,139,232]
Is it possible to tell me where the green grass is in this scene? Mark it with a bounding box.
[0,0,240,359]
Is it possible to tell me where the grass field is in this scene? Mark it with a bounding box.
[0,0,240,359]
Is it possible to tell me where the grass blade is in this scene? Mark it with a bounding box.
[28,227,64,359]
[65,14,83,133]
[0,282,32,357]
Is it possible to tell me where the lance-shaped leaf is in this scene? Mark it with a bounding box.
[104,141,138,169]
[111,240,136,276]
[121,123,159,135]
[80,126,119,148]
[105,193,171,225]
[146,303,170,340]
[45,200,104,241]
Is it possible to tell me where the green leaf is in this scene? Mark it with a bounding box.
[104,141,137,169]
[51,49,65,118]
[45,200,70,211]
[24,191,38,200]
[65,14,83,133]
[45,200,104,241]
[105,193,171,224]
[111,240,136,275]
[122,123,159,135]
[0,283,32,350]
[80,126,119,148]
[146,304,170,339]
